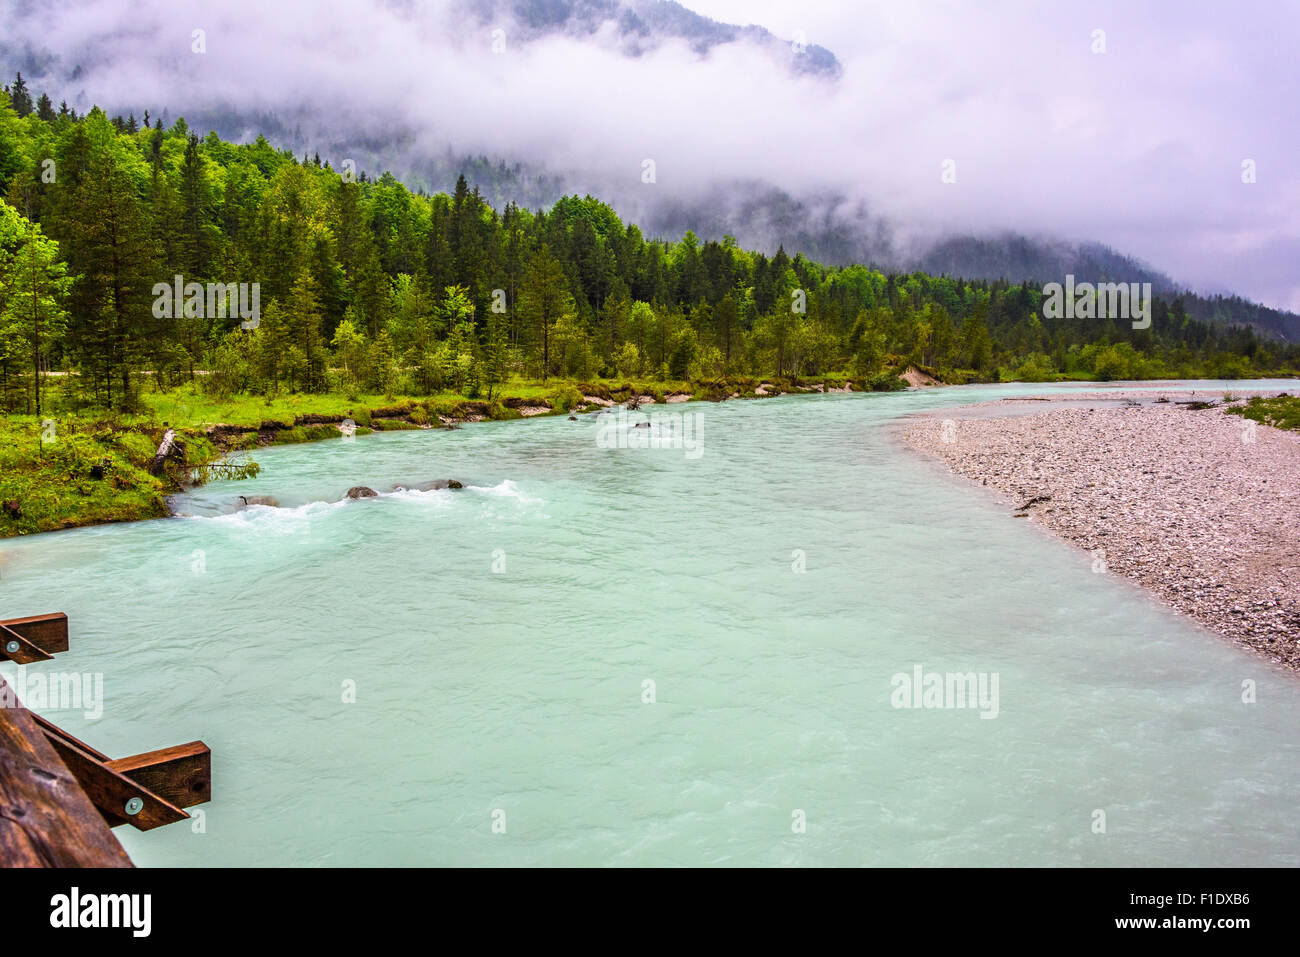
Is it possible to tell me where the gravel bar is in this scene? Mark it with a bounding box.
[901,390,1300,670]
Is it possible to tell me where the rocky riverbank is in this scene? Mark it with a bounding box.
[901,389,1300,670]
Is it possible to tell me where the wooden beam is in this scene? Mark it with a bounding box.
[33,721,210,825]
[0,613,69,656]
[105,742,211,823]
[43,734,190,832]
[0,676,132,867]
[0,623,53,664]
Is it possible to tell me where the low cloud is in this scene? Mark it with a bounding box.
[3,0,1297,309]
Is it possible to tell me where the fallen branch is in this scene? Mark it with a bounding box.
[148,429,177,475]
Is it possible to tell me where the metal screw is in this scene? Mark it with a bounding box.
[4,640,18,654]
[124,797,144,816]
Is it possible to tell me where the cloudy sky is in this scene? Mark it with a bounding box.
[4,0,1297,309]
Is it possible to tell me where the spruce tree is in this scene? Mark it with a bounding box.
[518,244,573,381]
[60,146,159,407]
[9,73,32,117]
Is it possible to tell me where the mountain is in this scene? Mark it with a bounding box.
[454,0,842,77]
[915,235,1300,343]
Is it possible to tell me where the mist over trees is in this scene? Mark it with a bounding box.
[0,75,1295,413]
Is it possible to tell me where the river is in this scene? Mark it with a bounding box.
[2,380,1296,865]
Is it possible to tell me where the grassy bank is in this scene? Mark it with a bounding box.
[1224,393,1300,432]
[0,416,221,536]
[1,373,865,538]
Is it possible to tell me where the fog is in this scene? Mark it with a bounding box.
[3,0,1297,309]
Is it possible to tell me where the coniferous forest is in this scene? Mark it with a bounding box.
[0,71,1296,417]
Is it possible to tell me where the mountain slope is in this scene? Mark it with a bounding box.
[456,0,842,76]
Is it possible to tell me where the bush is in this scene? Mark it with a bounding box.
[869,371,907,391]
[615,342,641,379]
[1094,345,1133,381]
[1013,353,1056,382]
[1213,354,1253,380]
[546,384,583,413]
[201,333,252,399]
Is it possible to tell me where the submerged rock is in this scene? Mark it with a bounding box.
[415,479,465,491]
[345,486,378,499]
[237,494,280,507]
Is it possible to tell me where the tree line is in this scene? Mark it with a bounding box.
[1,71,1295,413]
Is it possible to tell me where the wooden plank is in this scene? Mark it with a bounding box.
[0,623,53,664]
[0,613,69,656]
[30,712,111,762]
[43,734,190,831]
[106,742,211,819]
[0,676,132,867]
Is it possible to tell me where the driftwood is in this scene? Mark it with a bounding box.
[149,429,177,475]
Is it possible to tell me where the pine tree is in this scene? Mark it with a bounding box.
[35,93,56,122]
[518,244,573,381]
[9,73,32,117]
[60,145,160,407]
[483,302,509,399]
[147,124,182,276]
[0,200,72,414]
[284,268,326,392]
[179,133,216,278]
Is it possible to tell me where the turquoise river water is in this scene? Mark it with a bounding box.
[1,380,1297,866]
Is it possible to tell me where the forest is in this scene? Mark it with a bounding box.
[1,70,1296,416]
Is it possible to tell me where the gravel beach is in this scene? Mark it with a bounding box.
[901,390,1300,670]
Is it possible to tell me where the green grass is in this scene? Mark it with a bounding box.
[137,376,701,428]
[1224,394,1300,432]
[0,415,219,536]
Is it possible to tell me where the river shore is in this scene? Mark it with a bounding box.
[0,374,866,538]
[901,389,1300,670]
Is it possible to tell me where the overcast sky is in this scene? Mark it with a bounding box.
[4,0,1297,309]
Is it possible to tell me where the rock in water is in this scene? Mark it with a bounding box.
[345,486,378,499]
[238,495,280,507]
